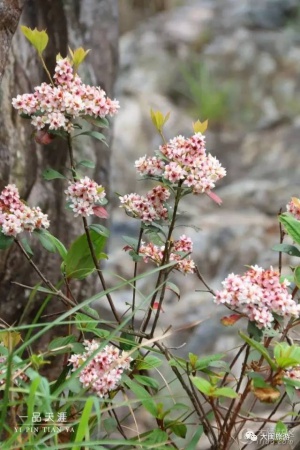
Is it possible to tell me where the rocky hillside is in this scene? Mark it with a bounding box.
[104,0,300,352]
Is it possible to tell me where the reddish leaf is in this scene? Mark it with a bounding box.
[92,206,109,219]
[221,314,243,326]
[35,130,54,145]
[206,190,222,205]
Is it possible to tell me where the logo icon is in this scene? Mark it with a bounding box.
[240,429,258,443]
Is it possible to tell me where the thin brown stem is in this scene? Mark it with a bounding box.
[131,226,144,329]
[139,183,183,337]
[67,133,121,324]
[14,238,75,309]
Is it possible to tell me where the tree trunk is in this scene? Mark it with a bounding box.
[0,0,118,334]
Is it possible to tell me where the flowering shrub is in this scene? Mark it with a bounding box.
[0,27,300,450]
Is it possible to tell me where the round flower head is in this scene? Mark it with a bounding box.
[12,58,119,133]
[214,266,300,329]
[65,177,106,217]
[0,184,49,237]
[68,340,132,397]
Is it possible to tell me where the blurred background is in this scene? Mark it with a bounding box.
[108,0,300,352]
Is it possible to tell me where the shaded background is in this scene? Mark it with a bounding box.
[109,0,300,353]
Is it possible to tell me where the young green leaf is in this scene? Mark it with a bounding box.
[213,387,238,398]
[89,224,110,238]
[190,376,213,396]
[279,213,300,244]
[21,26,49,55]
[239,332,277,370]
[42,168,66,180]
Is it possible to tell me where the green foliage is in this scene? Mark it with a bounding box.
[178,61,234,126]
[21,26,49,55]
[64,230,107,279]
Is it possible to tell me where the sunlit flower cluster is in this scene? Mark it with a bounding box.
[65,176,106,217]
[119,185,170,224]
[12,58,119,132]
[287,197,300,221]
[68,340,132,398]
[0,184,49,237]
[135,133,226,195]
[0,356,28,386]
[215,266,300,329]
[139,234,195,274]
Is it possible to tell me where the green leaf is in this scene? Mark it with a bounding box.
[143,429,169,446]
[20,237,34,256]
[89,224,110,238]
[283,377,300,389]
[119,332,136,351]
[294,266,300,288]
[80,305,99,319]
[133,375,159,391]
[169,422,187,438]
[73,397,94,449]
[239,332,277,370]
[42,168,66,180]
[48,335,76,352]
[21,26,49,55]
[166,281,180,299]
[190,376,212,396]
[122,236,140,252]
[274,421,288,440]
[75,313,98,331]
[125,378,158,417]
[34,229,56,252]
[272,243,300,257]
[195,353,225,371]
[73,130,107,144]
[186,425,204,450]
[69,46,90,71]
[247,320,263,341]
[65,230,107,279]
[136,355,162,370]
[103,417,118,435]
[77,159,95,169]
[0,231,14,250]
[81,116,109,128]
[279,213,300,244]
[213,387,238,398]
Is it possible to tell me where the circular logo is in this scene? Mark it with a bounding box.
[239,429,258,444]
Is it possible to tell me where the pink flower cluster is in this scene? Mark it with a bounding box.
[12,58,119,132]
[284,366,300,389]
[0,356,28,386]
[135,133,226,195]
[119,185,170,224]
[0,184,49,237]
[215,265,300,329]
[139,234,195,274]
[65,177,106,217]
[287,197,300,220]
[68,340,131,398]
